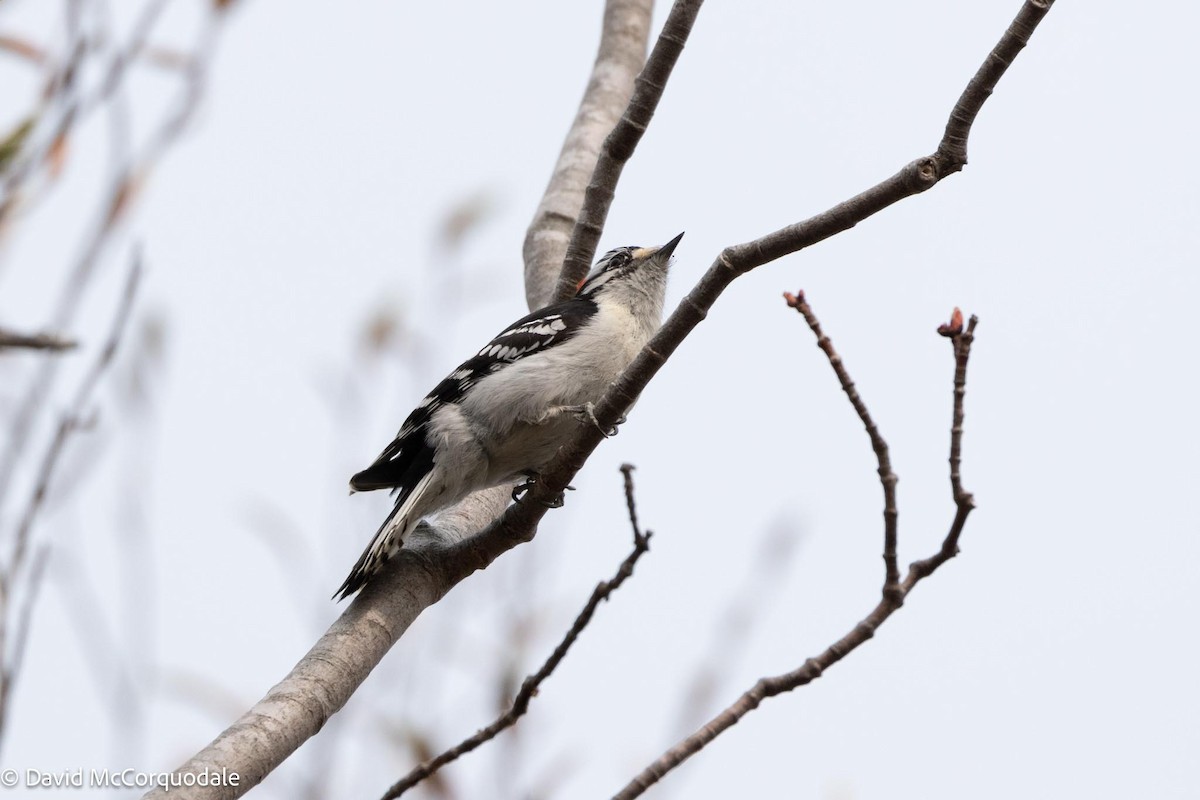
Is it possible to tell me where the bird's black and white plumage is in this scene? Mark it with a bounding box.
[335,233,682,599]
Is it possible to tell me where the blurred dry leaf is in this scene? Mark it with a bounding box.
[45,131,68,178]
[0,115,36,173]
[141,45,192,72]
[0,195,14,236]
[437,191,495,254]
[379,723,454,800]
[0,33,47,65]
[212,0,240,11]
[360,306,403,355]
[105,171,145,226]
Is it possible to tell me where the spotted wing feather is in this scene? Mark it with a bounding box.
[348,298,596,494]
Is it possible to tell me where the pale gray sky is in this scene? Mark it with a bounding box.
[2,1,1197,798]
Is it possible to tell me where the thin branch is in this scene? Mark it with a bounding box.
[522,0,654,310]
[6,252,142,579]
[380,466,652,799]
[937,1,1054,173]
[146,489,512,800]
[0,0,169,209]
[4,545,49,692]
[609,302,979,800]
[151,3,1051,794]
[0,328,77,352]
[459,0,1054,570]
[619,462,648,545]
[554,0,705,302]
[0,249,142,745]
[905,311,978,589]
[785,290,900,595]
[0,2,223,512]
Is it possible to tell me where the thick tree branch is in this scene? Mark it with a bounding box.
[149,2,1051,795]
[143,490,510,800]
[380,465,651,799]
[609,301,979,800]
[523,0,654,310]
[471,0,1052,552]
[554,0,704,302]
[522,0,1053,516]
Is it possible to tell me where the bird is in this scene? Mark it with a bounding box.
[335,233,683,600]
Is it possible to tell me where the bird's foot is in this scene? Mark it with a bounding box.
[512,475,575,508]
[567,402,622,438]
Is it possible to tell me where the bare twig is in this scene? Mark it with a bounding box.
[447,0,1051,592]
[0,249,143,745]
[619,463,648,545]
[554,0,705,302]
[152,3,1050,794]
[380,465,652,799]
[906,311,978,589]
[0,328,77,352]
[785,291,900,596]
[523,0,654,309]
[0,0,170,209]
[0,1,223,515]
[609,300,979,800]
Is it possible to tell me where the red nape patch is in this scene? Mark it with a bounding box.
[576,276,587,293]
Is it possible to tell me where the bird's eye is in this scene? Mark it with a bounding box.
[609,251,630,269]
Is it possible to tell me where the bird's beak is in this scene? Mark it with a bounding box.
[658,231,684,261]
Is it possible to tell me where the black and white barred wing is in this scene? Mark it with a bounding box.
[348,298,595,495]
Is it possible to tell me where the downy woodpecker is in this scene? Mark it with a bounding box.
[336,233,682,599]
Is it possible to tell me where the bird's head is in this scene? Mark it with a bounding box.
[577,232,684,299]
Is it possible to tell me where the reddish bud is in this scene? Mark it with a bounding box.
[937,306,965,337]
[783,290,805,308]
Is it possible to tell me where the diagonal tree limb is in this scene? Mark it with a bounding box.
[472,0,1052,550]
[554,0,705,302]
[609,299,979,800]
[523,0,655,310]
[379,465,651,800]
[938,1,1052,173]
[148,2,1051,796]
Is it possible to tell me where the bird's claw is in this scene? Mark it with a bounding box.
[512,476,575,508]
[571,402,621,438]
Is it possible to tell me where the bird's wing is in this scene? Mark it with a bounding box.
[348,299,596,493]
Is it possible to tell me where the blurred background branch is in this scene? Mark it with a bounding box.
[382,464,652,799]
[0,0,230,757]
[147,1,1054,796]
[4,1,1190,800]
[611,298,979,799]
